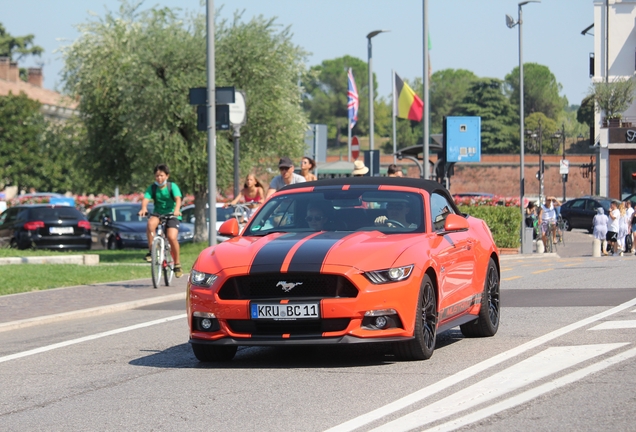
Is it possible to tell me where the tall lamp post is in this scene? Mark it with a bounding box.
[552,123,567,201]
[506,0,540,254]
[367,29,389,176]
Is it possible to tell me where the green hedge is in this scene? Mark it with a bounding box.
[459,205,522,249]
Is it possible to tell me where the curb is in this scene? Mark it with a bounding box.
[0,254,100,266]
[0,292,185,333]
[500,252,560,260]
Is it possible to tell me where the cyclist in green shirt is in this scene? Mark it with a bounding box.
[138,164,184,278]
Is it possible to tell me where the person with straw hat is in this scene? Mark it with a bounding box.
[352,160,369,176]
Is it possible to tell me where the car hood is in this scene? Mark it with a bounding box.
[196,230,422,273]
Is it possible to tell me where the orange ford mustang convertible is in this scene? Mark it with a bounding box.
[187,177,500,362]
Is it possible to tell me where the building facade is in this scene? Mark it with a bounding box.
[594,0,636,199]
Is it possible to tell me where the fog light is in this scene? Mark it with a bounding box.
[375,316,388,329]
[201,318,212,330]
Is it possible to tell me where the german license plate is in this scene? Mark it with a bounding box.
[50,227,74,234]
[250,302,320,320]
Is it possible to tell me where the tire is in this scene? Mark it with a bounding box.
[107,236,117,250]
[394,274,437,361]
[163,246,174,286]
[460,258,500,338]
[191,343,237,362]
[150,237,163,289]
[563,218,572,231]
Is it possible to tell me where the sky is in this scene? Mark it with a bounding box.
[3,0,595,105]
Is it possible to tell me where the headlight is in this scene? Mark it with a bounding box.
[364,265,414,284]
[190,270,218,288]
[179,231,194,240]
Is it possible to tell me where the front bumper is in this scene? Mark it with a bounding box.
[188,267,422,345]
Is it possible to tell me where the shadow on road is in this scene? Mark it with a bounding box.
[129,333,463,369]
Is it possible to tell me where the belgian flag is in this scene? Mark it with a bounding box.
[395,73,423,121]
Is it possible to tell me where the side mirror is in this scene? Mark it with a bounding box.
[443,213,469,232]
[218,218,240,237]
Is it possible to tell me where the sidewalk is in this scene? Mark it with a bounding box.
[0,277,187,333]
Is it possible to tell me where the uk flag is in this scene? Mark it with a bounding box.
[347,68,359,129]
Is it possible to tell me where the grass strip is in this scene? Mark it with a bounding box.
[0,242,211,296]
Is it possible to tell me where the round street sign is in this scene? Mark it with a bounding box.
[351,136,360,160]
[229,91,246,126]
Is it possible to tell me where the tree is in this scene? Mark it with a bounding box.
[0,23,44,81]
[0,93,45,191]
[505,63,566,121]
[303,56,369,146]
[590,76,636,121]
[429,69,477,133]
[62,2,309,242]
[455,78,518,153]
[577,95,594,127]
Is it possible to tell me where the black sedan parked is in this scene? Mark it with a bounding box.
[0,204,91,250]
[87,203,194,250]
[559,196,612,232]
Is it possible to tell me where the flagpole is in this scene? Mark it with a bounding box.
[422,0,430,180]
[347,120,352,162]
[392,69,397,164]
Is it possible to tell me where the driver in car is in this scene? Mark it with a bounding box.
[374,201,417,228]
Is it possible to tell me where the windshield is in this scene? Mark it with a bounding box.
[111,204,152,222]
[245,189,424,236]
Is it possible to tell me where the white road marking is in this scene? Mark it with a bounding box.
[424,346,636,432]
[370,344,627,432]
[589,320,636,330]
[0,314,186,364]
[325,296,636,432]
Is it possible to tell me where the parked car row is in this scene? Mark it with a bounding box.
[0,203,194,250]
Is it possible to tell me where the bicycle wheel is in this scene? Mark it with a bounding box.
[551,225,557,253]
[163,244,174,286]
[151,237,163,289]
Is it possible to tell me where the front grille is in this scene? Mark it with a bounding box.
[218,273,358,300]
[227,318,350,336]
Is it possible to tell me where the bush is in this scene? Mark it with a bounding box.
[459,205,521,249]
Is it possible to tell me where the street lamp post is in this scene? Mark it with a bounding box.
[551,124,568,202]
[506,0,540,254]
[367,29,389,177]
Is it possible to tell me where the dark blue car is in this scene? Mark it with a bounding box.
[87,202,194,250]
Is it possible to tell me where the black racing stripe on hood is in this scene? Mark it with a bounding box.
[287,231,352,273]
[249,232,314,274]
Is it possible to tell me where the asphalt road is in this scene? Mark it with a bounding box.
[1,229,635,431]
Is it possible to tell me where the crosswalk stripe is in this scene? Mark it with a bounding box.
[324,296,636,432]
[369,344,627,432]
[0,314,186,364]
[424,346,636,432]
[589,320,636,330]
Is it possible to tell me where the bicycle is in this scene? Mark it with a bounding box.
[545,221,558,253]
[556,216,566,247]
[149,213,175,288]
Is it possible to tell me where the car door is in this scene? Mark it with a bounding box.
[429,193,475,313]
[0,208,18,247]
[88,207,109,249]
[566,199,586,229]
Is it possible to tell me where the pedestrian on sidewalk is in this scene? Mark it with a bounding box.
[607,200,620,256]
[617,201,629,255]
[593,207,609,255]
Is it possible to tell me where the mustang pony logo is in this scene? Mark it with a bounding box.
[277,281,303,292]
